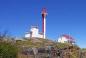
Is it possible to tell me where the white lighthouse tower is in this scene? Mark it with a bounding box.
[42,8,47,39]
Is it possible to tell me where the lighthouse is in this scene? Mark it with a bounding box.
[42,8,47,39]
[25,8,47,39]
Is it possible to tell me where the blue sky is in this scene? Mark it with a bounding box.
[0,0,86,48]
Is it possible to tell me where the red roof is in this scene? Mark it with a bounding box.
[62,34,74,40]
[62,34,75,43]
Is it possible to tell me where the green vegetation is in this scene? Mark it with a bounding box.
[16,38,54,48]
[0,36,86,58]
[16,38,81,58]
[81,48,86,52]
[0,42,18,58]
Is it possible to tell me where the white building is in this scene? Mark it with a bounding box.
[25,26,43,38]
[58,34,75,44]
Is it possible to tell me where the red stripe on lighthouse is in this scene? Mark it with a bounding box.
[42,14,44,33]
